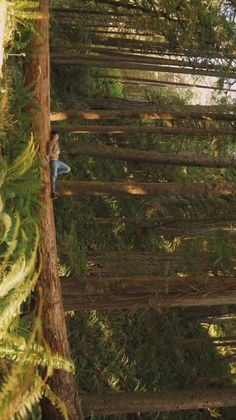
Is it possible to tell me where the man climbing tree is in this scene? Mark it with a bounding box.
[47,130,71,199]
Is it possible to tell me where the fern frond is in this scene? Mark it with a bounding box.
[0,193,4,212]
[0,157,7,187]
[0,255,27,298]
[0,222,40,296]
[6,134,37,181]
[0,211,12,244]
[0,368,44,420]
[0,212,20,275]
[0,225,40,334]
[0,340,74,373]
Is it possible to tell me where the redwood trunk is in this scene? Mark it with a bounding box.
[92,74,236,92]
[57,180,236,197]
[81,388,236,416]
[52,124,236,136]
[65,141,236,168]
[51,52,223,71]
[90,36,236,57]
[50,109,236,122]
[79,216,236,225]
[26,2,82,419]
[51,56,236,78]
[61,275,236,311]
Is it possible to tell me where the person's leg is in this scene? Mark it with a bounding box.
[50,160,59,194]
[57,160,71,175]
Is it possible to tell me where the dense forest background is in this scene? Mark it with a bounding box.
[2,0,236,419]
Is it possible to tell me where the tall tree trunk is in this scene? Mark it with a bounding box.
[89,36,236,58]
[89,29,154,36]
[64,141,236,168]
[51,52,225,71]
[57,180,236,198]
[25,2,82,419]
[51,56,236,78]
[79,0,165,15]
[80,216,236,226]
[51,3,177,19]
[84,97,235,112]
[175,337,236,348]
[81,388,236,416]
[53,124,236,136]
[61,275,236,311]
[51,8,130,17]
[138,225,236,238]
[51,109,236,122]
[93,74,236,92]
[181,306,236,322]
[83,251,222,277]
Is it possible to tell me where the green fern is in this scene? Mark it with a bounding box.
[0,211,12,244]
[6,135,37,181]
[0,340,74,373]
[0,225,40,334]
[0,369,44,420]
[0,212,20,276]
[0,157,7,187]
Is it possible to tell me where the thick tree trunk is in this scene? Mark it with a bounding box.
[51,52,224,71]
[25,2,82,419]
[51,56,236,78]
[84,97,235,112]
[51,42,236,60]
[65,141,236,168]
[53,124,236,136]
[90,36,236,57]
[51,8,130,17]
[51,3,177,19]
[79,216,236,226]
[175,337,236,348]
[81,388,236,416]
[93,74,236,92]
[182,306,236,322]
[79,0,166,16]
[138,225,236,238]
[82,251,222,277]
[57,180,236,198]
[61,275,236,311]
[50,109,236,122]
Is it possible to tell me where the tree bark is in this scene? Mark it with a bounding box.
[78,216,236,226]
[50,109,236,122]
[52,124,236,136]
[84,97,235,112]
[181,306,236,322]
[25,2,82,419]
[57,180,236,198]
[51,3,177,19]
[51,56,236,78]
[86,251,223,277]
[51,52,224,71]
[89,36,236,58]
[81,388,236,416]
[93,74,236,93]
[175,337,236,348]
[65,141,236,168]
[51,8,130,17]
[61,275,236,311]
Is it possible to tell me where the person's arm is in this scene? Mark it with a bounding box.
[46,141,58,160]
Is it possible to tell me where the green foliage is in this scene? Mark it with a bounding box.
[50,4,236,419]
[0,3,77,418]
